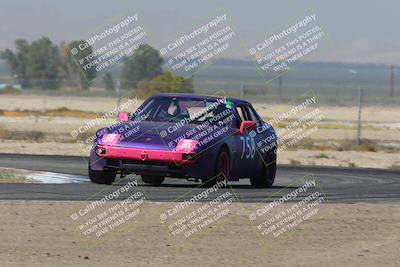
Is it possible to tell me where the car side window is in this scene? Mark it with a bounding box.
[235,105,247,128]
[244,105,262,125]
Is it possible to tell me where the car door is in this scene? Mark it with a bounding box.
[231,104,257,178]
[243,104,262,175]
[245,105,276,173]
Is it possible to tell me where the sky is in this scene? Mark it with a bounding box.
[0,0,399,65]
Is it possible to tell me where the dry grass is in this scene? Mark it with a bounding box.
[0,125,96,143]
[0,125,12,139]
[0,170,29,183]
[292,139,382,152]
[0,88,21,95]
[390,163,400,170]
[314,153,329,159]
[0,107,100,119]
[0,125,44,141]
[289,159,301,165]
[11,130,45,141]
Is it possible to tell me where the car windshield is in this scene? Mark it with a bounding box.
[134,96,232,124]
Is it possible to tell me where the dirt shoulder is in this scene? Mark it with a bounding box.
[0,201,399,267]
[1,140,399,169]
[0,167,32,183]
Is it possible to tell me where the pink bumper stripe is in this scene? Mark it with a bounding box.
[97,145,195,164]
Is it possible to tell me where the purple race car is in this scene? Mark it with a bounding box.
[89,93,277,187]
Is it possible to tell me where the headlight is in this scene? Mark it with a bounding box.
[101,133,121,146]
[176,139,198,153]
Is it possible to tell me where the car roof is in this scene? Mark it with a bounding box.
[152,93,251,106]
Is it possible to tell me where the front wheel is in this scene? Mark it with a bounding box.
[202,147,230,186]
[141,175,165,185]
[88,165,116,185]
[250,153,276,188]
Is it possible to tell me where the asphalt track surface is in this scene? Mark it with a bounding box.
[0,153,399,203]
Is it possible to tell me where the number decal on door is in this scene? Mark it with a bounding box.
[240,136,256,159]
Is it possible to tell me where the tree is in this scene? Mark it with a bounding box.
[26,37,60,89]
[63,40,97,89]
[14,39,31,87]
[1,38,61,89]
[58,41,75,88]
[135,72,193,98]
[121,44,163,89]
[0,49,17,73]
[1,39,31,88]
[103,71,115,91]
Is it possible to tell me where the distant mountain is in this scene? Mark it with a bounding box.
[211,58,394,70]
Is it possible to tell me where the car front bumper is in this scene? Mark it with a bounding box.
[89,145,216,180]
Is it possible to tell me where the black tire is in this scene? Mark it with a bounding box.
[201,147,230,186]
[250,153,276,188]
[141,175,165,185]
[88,165,116,185]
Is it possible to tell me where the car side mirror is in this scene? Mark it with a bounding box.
[239,120,256,135]
[118,112,129,122]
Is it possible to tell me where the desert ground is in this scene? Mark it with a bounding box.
[0,201,398,267]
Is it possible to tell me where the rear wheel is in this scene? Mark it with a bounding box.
[88,165,116,185]
[141,175,165,185]
[250,153,276,188]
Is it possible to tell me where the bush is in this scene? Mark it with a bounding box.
[135,72,193,98]
[0,87,21,95]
